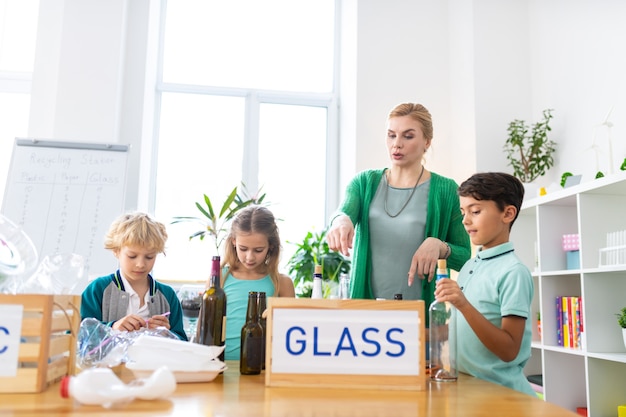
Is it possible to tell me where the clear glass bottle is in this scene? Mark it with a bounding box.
[196,256,227,361]
[257,291,267,370]
[240,291,263,375]
[429,259,457,382]
[339,272,350,299]
[311,264,323,299]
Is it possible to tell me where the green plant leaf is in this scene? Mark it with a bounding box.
[560,172,573,188]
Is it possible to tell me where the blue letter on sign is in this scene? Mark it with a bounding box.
[385,328,405,357]
[0,326,9,354]
[313,327,331,356]
[286,326,306,355]
[361,327,381,357]
[334,327,357,356]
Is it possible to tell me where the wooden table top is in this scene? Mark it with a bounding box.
[0,362,579,417]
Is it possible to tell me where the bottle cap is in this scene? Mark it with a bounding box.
[437,259,447,269]
[314,265,322,274]
[60,375,71,398]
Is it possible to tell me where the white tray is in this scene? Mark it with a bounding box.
[125,362,226,383]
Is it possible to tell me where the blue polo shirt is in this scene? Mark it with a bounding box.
[455,241,535,396]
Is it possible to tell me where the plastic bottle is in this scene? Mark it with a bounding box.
[60,366,176,408]
[428,259,458,382]
[197,255,227,361]
[311,265,323,299]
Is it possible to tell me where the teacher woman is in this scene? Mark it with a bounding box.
[326,102,470,309]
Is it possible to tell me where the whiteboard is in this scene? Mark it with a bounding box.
[1,138,129,279]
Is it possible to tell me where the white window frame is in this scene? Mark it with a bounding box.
[147,0,341,223]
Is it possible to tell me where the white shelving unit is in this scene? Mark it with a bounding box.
[513,171,626,417]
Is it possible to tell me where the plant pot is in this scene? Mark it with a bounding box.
[622,328,626,350]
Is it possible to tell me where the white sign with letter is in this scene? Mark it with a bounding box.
[0,304,24,377]
[271,308,419,375]
[265,298,426,390]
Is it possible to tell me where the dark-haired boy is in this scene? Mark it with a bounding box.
[435,172,535,395]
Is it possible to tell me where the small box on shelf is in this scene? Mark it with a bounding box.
[567,250,580,270]
[562,234,580,252]
[562,234,580,270]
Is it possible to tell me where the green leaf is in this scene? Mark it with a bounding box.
[219,187,239,218]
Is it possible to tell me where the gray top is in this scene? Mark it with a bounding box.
[369,176,430,300]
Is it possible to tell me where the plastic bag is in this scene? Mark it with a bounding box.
[0,214,38,294]
[61,365,177,408]
[18,253,87,294]
[77,317,179,369]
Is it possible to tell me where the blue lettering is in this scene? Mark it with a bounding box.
[0,326,8,354]
[286,326,306,355]
[334,327,357,356]
[361,327,381,357]
[385,328,405,357]
[313,327,331,356]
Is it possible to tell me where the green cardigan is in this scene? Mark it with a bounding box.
[334,169,471,311]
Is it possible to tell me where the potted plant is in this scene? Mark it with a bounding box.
[504,109,556,183]
[171,183,266,254]
[616,307,626,349]
[286,227,350,298]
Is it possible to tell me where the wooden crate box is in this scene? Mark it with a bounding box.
[0,294,80,393]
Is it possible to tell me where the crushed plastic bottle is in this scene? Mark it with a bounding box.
[60,365,176,408]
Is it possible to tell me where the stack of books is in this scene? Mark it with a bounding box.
[556,296,583,349]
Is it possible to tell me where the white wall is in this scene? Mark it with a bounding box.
[529,0,626,187]
[12,0,626,212]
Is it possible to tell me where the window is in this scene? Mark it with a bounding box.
[0,0,39,208]
[152,0,338,282]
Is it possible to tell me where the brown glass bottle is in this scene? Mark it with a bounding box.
[196,256,227,361]
[240,291,263,375]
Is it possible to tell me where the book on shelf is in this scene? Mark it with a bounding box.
[555,296,583,349]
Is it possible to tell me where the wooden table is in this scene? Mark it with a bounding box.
[0,362,579,417]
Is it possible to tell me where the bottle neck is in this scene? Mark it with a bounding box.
[246,292,259,322]
[208,274,220,289]
[209,256,221,288]
[257,293,267,319]
[435,269,448,281]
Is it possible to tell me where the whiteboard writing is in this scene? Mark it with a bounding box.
[1,139,129,280]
